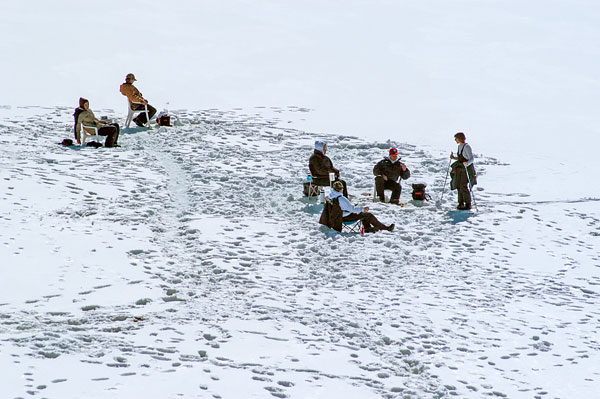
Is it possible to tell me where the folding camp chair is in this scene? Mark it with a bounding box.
[80,123,102,146]
[373,175,391,202]
[304,175,321,199]
[342,218,364,234]
[373,175,404,204]
[304,173,336,201]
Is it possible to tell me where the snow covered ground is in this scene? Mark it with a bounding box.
[2,1,600,398]
[1,105,599,399]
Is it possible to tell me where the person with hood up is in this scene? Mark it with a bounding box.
[309,140,348,197]
[450,132,476,210]
[326,180,394,232]
[373,147,410,204]
[119,73,156,126]
[73,97,120,147]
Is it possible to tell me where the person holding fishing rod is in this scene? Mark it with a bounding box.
[449,132,477,210]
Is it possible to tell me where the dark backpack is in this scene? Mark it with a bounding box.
[156,114,172,126]
[411,183,430,201]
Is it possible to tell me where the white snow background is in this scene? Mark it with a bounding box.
[1,1,600,398]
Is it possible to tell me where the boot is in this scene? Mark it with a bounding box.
[386,223,395,232]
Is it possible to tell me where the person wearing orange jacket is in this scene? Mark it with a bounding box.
[119,73,156,126]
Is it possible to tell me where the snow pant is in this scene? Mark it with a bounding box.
[312,177,348,198]
[98,123,120,148]
[455,167,471,206]
[132,104,157,125]
[375,176,401,203]
[343,212,387,232]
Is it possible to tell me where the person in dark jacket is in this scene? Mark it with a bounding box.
[322,181,394,233]
[73,97,120,147]
[309,141,348,197]
[373,147,410,204]
[450,132,475,210]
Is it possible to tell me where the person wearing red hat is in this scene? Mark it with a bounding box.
[373,147,410,204]
[119,73,156,127]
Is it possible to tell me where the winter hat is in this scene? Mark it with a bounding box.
[314,140,326,152]
[79,97,89,108]
[126,73,136,82]
[332,180,344,191]
[389,147,398,156]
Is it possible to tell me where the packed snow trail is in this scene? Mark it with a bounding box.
[1,106,599,399]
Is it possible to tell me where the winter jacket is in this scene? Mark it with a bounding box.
[309,150,339,179]
[450,143,477,189]
[373,157,411,183]
[450,162,477,189]
[456,143,474,166]
[319,197,343,232]
[74,108,104,142]
[120,82,145,105]
[329,189,363,217]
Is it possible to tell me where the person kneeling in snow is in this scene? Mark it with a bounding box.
[309,141,348,197]
[373,147,410,204]
[320,181,394,233]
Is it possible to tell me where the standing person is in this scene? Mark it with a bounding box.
[450,132,476,210]
[73,97,120,147]
[119,73,156,126]
[309,140,348,197]
[323,181,394,233]
[373,147,410,204]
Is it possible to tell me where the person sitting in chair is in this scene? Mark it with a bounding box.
[309,140,348,197]
[321,181,394,233]
[73,97,120,147]
[119,73,156,127]
[373,147,410,204]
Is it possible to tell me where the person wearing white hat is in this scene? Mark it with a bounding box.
[309,140,348,197]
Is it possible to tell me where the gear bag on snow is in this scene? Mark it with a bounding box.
[156,114,172,126]
[411,183,431,201]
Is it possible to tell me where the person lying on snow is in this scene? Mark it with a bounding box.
[309,140,348,197]
[73,97,120,147]
[373,147,410,204]
[320,181,394,233]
